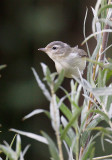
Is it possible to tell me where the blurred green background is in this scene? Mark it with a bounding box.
[1,0,111,159]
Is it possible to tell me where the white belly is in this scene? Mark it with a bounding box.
[54,58,86,78]
[55,62,63,73]
[55,61,73,78]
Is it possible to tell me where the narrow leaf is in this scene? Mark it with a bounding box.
[54,70,64,92]
[58,97,72,121]
[31,67,51,101]
[61,116,75,140]
[61,108,81,140]
[22,145,30,157]
[10,129,48,144]
[83,8,90,57]
[82,29,112,45]
[50,94,60,131]
[0,145,17,160]
[23,109,46,120]
[41,63,52,84]
[92,87,112,96]
[41,131,60,160]
[6,134,17,160]
[98,4,112,16]
[16,135,21,158]
[0,64,7,70]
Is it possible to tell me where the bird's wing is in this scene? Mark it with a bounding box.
[64,53,86,71]
[72,47,87,57]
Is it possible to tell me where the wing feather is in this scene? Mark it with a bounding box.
[72,47,87,57]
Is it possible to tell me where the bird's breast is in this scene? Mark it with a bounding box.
[54,57,86,78]
[55,61,72,78]
[55,61,64,73]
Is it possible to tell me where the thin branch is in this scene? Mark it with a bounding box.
[93,154,112,160]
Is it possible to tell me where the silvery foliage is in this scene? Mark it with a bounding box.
[10,1,112,160]
[0,135,30,160]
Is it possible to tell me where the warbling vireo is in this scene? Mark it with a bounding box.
[38,41,87,78]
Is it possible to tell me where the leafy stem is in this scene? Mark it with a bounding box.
[79,0,112,159]
[76,126,79,160]
[50,84,64,160]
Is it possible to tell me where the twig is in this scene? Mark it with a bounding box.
[76,127,79,160]
[55,130,64,160]
[93,154,112,160]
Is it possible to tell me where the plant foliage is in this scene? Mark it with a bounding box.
[7,0,112,160]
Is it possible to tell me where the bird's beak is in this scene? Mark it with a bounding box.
[38,48,46,53]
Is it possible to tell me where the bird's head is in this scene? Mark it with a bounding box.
[38,41,71,61]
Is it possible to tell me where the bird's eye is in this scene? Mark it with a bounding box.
[52,46,57,50]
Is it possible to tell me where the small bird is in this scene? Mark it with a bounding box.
[38,41,87,78]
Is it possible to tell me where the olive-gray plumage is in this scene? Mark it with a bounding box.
[38,41,87,78]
